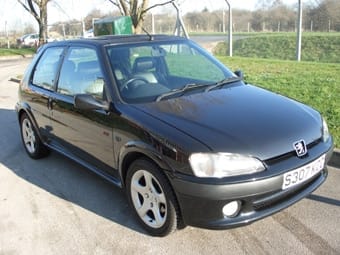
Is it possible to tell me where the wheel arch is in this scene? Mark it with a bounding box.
[118,141,173,188]
[17,103,45,144]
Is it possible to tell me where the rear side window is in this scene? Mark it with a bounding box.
[32,47,64,90]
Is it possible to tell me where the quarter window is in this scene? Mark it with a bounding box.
[32,47,64,90]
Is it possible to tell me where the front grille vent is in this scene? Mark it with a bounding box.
[265,138,322,166]
[252,173,321,211]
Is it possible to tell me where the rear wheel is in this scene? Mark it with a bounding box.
[20,113,48,159]
[126,159,180,236]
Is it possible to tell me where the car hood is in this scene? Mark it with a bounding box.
[133,84,322,160]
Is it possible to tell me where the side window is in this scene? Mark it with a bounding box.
[57,47,104,99]
[108,47,132,83]
[32,47,64,90]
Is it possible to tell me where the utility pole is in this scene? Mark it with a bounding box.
[225,0,232,57]
[296,0,302,61]
[151,13,155,34]
[62,23,66,39]
[310,20,313,32]
[82,19,85,37]
[222,10,225,33]
[5,21,10,49]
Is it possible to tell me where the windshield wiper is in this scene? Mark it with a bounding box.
[205,77,241,92]
[155,77,241,101]
[156,83,208,102]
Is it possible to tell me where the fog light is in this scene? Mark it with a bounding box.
[222,201,241,218]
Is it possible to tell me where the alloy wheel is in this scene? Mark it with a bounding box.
[22,118,37,154]
[130,169,167,228]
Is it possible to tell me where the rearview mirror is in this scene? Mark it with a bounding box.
[74,94,110,111]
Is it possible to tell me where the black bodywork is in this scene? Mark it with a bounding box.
[16,35,334,230]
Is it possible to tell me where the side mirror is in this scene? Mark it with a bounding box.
[74,94,110,111]
[234,70,244,80]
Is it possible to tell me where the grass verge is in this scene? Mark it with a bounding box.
[0,48,36,57]
[217,56,340,147]
[214,34,340,63]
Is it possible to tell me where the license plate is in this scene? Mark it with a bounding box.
[282,154,325,190]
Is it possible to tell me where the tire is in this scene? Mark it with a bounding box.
[126,159,180,236]
[20,113,48,159]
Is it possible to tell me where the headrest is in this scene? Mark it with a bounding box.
[133,57,155,72]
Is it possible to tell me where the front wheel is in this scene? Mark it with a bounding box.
[126,159,180,236]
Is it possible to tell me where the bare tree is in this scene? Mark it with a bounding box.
[23,23,37,34]
[107,0,175,34]
[252,0,296,32]
[256,0,284,9]
[17,0,51,45]
[84,9,104,30]
[307,0,340,31]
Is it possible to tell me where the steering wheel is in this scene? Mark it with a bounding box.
[121,77,148,91]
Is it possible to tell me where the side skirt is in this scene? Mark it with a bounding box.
[46,142,123,188]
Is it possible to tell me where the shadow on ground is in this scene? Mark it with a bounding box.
[0,108,146,235]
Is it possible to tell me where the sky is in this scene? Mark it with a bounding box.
[1,0,299,31]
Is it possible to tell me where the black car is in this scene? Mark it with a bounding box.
[16,34,334,236]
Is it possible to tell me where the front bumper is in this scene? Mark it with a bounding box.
[170,141,333,229]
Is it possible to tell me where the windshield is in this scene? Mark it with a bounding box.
[106,40,235,103]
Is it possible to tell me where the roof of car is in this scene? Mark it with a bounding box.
[47,34,188,47]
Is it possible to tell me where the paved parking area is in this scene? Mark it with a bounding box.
[0,59,339,255]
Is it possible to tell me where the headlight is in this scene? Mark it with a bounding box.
[322,118,330,142]
[189,153,265,178]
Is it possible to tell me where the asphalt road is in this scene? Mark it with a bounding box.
[190,35,226,53]
[190,35,247,52]
[1,59,340,255]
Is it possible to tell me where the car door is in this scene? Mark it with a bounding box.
[49,46,118,177]
[28,46,64,142]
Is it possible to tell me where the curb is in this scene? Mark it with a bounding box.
[328,148,340,168]
[0,54,33,61]
[9,77,21,84]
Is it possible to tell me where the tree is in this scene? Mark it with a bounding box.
[307,0,340,31]
[23,23,37,34]
[185,12,207,32]
[252,0,296,32]
[84,9,104,30]
[50,19,82,38]
[107,0,175,34]
[17,0,51,45]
